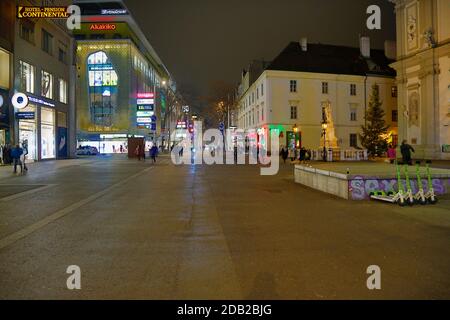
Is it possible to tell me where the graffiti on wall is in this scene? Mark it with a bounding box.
[349,176,448,200]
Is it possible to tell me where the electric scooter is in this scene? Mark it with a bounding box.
[403,164,415,206]
[413,161,427,205]
[370,161,406,206]
[425,160,438,204]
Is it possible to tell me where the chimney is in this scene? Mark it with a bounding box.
[300,37,307,52]
[360,36,370,58]
[384,40,397,60]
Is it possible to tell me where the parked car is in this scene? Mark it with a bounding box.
[76,146,99,156]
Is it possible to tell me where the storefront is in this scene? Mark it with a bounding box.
[17,105,37,161]
[40,107,55,159]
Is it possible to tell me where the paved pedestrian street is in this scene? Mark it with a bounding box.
[0,155,449,299]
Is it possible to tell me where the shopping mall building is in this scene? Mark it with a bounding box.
[74,0,172,153]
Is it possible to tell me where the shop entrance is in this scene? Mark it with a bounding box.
[19,120,37,161]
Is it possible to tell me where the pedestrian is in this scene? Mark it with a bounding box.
[150,145,158,163]
[135,145,141,161]
[288,148,294,162]
[400,140,414,165]
[22,140,28,172]
[387,144,396,164]
[0,144,3,165]
[280,147,288,164]
[120,145,124,153]
[11,144,23,174]
[112,145,116,153]
[299,147,306,162]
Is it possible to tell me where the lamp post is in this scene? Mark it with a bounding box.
[321,121,328,161]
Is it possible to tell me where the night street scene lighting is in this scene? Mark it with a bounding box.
[0,0,450,316]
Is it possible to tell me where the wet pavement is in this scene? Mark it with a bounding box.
[0,154,449,299]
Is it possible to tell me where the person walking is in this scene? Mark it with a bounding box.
[135,145,141,161]
[280,147,288,164]
[288,147,294,162]
[22,140,28,172]
[11,144,23,174]
[400,140,414,165]
[150,145,158,163]
[387,144,396,164]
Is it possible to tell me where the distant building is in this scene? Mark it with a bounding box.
[390,0,450,159]
[73,0,173,153]
[237,37,398,152]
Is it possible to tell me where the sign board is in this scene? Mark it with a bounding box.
[16,112,35,120]
[137,105,154,111]
[136,98,154,105]
[101,9,128,15]
[17,6,69,19]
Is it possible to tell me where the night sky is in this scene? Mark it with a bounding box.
[124,0,396,97]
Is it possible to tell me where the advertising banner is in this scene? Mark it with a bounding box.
[58,127,68,158]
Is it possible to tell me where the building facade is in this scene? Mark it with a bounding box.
[390,0,450,159]
[237,39,398,153]
[74,0,172,153]
[0,0,15,148]
[3,0,77,161]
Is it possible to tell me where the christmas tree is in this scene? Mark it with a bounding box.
[360,84,389,157]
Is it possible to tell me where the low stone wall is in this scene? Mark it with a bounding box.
[294,165,349,199]
[294,165,450,200]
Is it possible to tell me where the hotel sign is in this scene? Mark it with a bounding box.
[17,6,69,18]
[89,23,117,31]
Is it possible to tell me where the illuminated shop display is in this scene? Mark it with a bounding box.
[87,51,118,127]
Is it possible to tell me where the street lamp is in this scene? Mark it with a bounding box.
[321,121,328,161]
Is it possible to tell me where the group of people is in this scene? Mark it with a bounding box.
[0,142,29,174]
[280,146,312,164]
[135,144,159,163]
[387,140,415,165]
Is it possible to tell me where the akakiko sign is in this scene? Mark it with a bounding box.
[137,93,154,99]
[89,23,116,31]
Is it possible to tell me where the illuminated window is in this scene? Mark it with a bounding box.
[0,49,11,89]
[391,86,397,98]
[19,60,35,93]
[87,51,118,127]
[59,78,67,104]
[41,70,53,99]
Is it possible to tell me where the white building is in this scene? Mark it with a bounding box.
[390,0,450,159]
[237,38,398,153]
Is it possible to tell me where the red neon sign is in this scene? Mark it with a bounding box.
[137,92,154,99]
[89,23,116,31]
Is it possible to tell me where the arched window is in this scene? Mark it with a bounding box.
[87,51,118,127]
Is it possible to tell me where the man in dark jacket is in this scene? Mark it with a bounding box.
[150,145,158,163]
[11,144,23,174]
[400,140,415,165]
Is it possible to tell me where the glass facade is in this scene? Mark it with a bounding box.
[18,104,37,161]
[87,51,118,127]
[41,107,55,159]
